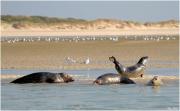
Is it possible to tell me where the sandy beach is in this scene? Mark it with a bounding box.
[1,29,179,37]
[1,39,179,70]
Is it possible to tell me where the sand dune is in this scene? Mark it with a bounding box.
[1,16,179,36]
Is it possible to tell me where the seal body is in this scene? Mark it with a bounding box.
[121,64,145,78]
[147,76,163,86]
[11,72,74,84]
[93,73,135,85]
[109,56,148,78]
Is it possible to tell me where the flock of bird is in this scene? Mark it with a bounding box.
[65,57,90,65]
[1,35,177,43]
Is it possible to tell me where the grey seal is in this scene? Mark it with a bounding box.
[109,56,148,78]
[93,73,135,85]
[11,72,74,84]
[147,76,163,86]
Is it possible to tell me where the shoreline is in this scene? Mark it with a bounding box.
[1,29,179,37]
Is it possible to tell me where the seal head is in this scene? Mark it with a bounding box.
[147,76,163,86]
[59,73,74,83]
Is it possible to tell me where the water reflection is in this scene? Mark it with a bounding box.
[152,86,161,93]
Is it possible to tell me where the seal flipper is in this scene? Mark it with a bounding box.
[120,77,136,84]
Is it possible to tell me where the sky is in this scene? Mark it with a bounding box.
[1,1,179,22]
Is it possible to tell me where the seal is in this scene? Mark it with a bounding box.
[109,56,148,78]
[10,72,74,84]
[93,73,135,85]
[147,76,163,86]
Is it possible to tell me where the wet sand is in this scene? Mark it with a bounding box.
[1,39,179,70]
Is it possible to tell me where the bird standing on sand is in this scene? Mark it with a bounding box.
[109,56,149,78]
[65,57,76,64]
[85,57,90,64]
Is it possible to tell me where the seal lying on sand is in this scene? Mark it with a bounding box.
[147,76,163,86]
[11,72,74,84]
[109,56,148,78]
[93,73,135,85]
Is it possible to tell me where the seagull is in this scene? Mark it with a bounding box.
[166,37,170,40]
[65,57,76,64]
[7,40,12,43]
[85,57,90,64]
[156,38,160,42]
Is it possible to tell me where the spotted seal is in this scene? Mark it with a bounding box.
[109,56,148,78]
[11,72,74,84]
[93,73,135,85]
[147,76,163,86]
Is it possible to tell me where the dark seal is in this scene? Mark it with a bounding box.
[109,56,148,78]
[11,72,74,84]
[93,73,135,85]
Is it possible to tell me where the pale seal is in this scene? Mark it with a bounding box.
[11,72,74,84]
[109,56,148,78]
[93,73,135,85]
[147,76,163,86]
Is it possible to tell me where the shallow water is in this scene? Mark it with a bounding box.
[1,68,179,110]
